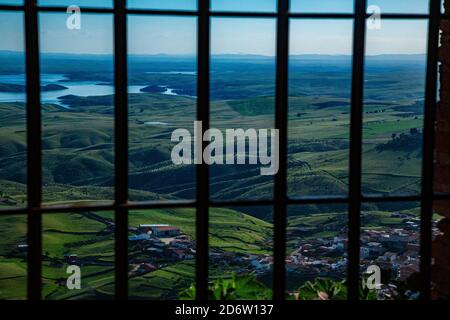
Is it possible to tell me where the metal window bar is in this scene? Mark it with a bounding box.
[24,0,42,301]
[113,0,128,301]
[196,0,210,301]
[3,194,450,217]
[420,0,442,301]
[273,0,289,301]
[347,0,367,301]
[4,3,450,19]
[0,0,443,301]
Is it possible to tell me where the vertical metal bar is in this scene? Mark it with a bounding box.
[273,0,289,301]
[196,0,210,300]
[348,0,367,301]
[420,0,441,301]
[114,0,128,301]
[25,0,42,301]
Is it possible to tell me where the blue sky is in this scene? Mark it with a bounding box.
[0,0,436,55]
[1,0,434,12]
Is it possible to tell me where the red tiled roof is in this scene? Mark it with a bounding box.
[155,226,179,231]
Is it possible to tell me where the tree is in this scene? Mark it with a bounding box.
[409,128,419,135]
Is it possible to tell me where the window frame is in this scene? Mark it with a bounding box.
[0,0,447,301]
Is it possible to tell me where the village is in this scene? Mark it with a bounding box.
[39,209,437,296]
[285,212,439,295]
[128,224,195,276]
[127,223,274,277]
[126,211,432,292]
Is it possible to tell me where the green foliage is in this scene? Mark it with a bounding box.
[179,274,238,300]
[296,278,346,300]
[228,96,274,116]
[179,273,271,300]
[209,275,237,300]
[291,278,378,300]
[375,128,422,152]
[179,284,196,300]
[359,281,378,300]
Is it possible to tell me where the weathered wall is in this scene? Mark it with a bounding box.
[432,0,450,300]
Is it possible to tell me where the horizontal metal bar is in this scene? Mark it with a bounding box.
[0,207,28,215]
[362,194,423,203]
[1,5,445,21]
[41,200,197,213]
[2,193,450,216]
[290,13,433,19]
[371,13,431,19]
[211,12,433,19]
[0,4,24,11]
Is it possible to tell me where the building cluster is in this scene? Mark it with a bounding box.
[126,213,436,293]
[360,221,422,283]
[285,213,439,290]
[209,251,273,276]
[285,236,347,279]
[128,224,195,277]
[128,224,276,278]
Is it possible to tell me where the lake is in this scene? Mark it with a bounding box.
[0,73,180,106]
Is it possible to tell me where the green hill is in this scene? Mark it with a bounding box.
[0,207,272,300]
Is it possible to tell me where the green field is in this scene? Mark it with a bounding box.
[0,207,274,300]
[0,55,428,300]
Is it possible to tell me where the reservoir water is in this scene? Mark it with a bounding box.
[0,73,183,105]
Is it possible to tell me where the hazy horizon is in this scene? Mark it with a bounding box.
[0,49,429,58]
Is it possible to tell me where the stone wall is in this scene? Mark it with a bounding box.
[432,0,450,300]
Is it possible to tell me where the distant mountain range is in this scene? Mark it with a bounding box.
[0,50,427,61]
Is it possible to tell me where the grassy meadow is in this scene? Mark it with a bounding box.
[0,55,427,299]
